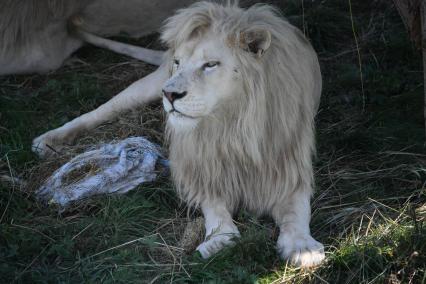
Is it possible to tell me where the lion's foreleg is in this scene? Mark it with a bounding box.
[196,199,240,259]
[272,189,325,267]
[32,65,169,157]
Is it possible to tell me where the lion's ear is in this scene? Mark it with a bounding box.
[240,29,271,57]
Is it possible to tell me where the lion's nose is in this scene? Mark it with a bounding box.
[163,90,187,103]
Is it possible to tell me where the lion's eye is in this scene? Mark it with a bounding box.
[173,59,180,67]
[202,61,220,71]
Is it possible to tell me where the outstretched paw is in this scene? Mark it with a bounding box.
[277,233,325,268]
[32,130,69,158]
[32,133,56,158]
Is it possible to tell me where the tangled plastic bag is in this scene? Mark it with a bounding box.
[36,137,168,209]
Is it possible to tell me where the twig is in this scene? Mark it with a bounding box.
[11,221,56,242]
[15,245,49,281]
[86,234,158,259]
[0,154,15,223]
[71,222,94,240]
[348,0,366,111]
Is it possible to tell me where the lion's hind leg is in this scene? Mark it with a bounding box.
[272,189,325,268]
[196,199,240,259]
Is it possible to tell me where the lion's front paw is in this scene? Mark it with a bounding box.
[32,130,67,158]
[277,233,325,268]
[196,231,240,259]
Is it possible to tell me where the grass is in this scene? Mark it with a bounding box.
[1,0,425,283]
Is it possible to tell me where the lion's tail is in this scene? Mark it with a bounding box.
[68,16,164,66]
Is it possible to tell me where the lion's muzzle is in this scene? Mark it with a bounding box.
[162,90,188,104]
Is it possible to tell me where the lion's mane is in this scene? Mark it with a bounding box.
[161,2,322,214]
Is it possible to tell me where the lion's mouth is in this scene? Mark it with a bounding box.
[169,109,196,119]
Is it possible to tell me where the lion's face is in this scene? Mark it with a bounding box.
[162,34,242,131]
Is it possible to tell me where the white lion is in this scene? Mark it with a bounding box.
[33,2,325,267]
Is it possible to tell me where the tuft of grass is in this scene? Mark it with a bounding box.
[1,0,425,283]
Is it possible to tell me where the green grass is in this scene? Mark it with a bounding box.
[1,0,425,283]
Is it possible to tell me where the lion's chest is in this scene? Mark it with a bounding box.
[169,136,282,212]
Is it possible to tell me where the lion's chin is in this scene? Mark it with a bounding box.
[167,111,199,132]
